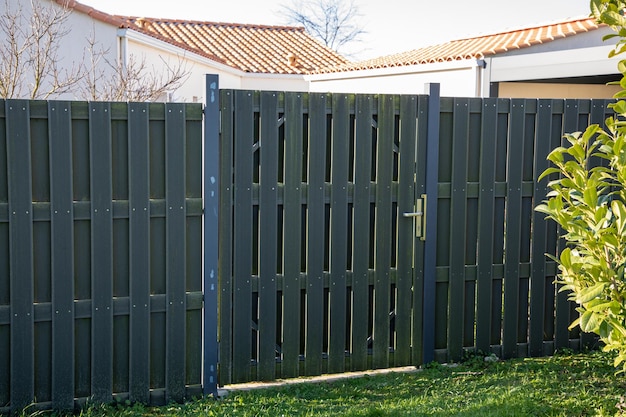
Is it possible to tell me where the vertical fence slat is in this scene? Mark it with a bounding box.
[475,99,497,354]
[258,92,279,381]
[0,101,9,412]
[491,99,509,351]
[502,99,525,359]
[111,103,130,399]
[128,102,151,402]
[7,100,34,412]
[305,93,327,376]
[30,101,52,405]
[218,90,235,385]
[351,95,373,371]
[282,92,304,378]
[89,102,113,403]
[328,94,349,374]
[411,95,429,365]
[165,103,186,402]
[186,105,204,395]
[529,99,552,357]
[447,98,469,362]
[185,106,204,395]
[232,91,254,382]
[464,102,481,351]
[395,95,418,366]
[373,95,394,369]
[73,103,91,401]
[49,101,75,409]
[518,101,535,353]
[148,104,167,401]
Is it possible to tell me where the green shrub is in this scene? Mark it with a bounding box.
[536,0,626,373]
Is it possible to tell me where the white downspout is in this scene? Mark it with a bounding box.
[475,59,487,97]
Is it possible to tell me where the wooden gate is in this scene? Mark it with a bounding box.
[217,90,430,384]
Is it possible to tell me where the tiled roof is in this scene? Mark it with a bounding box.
[316,16,603,73]
[123,18,349,74]
[58,0,348,74]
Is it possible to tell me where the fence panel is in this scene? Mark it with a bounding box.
[218,90,427,385]
[0,99,203,413]
[433,96,614,362]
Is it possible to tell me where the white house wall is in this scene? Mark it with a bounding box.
[239,74,309,92]
[307,60,480,96]
[125,37,213,102]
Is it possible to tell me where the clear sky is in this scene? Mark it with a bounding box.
[77,0,591,59]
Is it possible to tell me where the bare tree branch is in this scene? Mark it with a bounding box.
[0,0,192,101]
[80,48,192,102]
[279,0,365,56]
[0,0,85,99]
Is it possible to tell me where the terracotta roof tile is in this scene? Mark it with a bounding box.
[57,0,349,74]
[122,17,349,74]
[317,16,602,73]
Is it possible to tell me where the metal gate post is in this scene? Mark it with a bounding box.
[422,83,440,364]
[203,74,220,396]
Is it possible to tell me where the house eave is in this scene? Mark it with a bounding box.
[489,44,619,82]
[305,58,483,82]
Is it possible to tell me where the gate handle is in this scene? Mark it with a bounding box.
[402,211,423,217]
[403,195,426,240]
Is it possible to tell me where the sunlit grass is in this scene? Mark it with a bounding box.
[23,350,626,416]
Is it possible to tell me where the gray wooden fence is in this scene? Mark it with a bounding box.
[1,83,614,411]
[0,99,206,413]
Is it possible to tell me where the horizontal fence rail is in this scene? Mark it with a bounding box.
[0,100,204,413]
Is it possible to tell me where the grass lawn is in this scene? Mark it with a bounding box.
[24,350,626,417]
